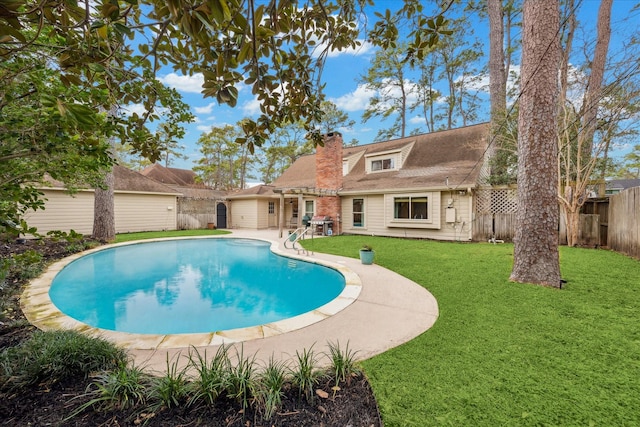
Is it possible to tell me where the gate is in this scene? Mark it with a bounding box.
[216,203,227,229]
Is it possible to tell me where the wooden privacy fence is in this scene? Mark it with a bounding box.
[473,187,607,246]
[608,187,640,259]
[176,198,216,230]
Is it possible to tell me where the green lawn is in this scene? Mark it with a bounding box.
[114,229,230,243]
[301,236,640,426]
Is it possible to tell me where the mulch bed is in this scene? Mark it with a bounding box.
[0,238,383,426]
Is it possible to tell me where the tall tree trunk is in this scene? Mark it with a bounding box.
[488,0,508,181]
[93,168,115,242]
[510,0,562,287]
[579,0,612,158]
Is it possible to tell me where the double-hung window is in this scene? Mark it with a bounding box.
[353,198,364,227]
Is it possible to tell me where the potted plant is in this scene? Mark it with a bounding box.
[359,244,375,265]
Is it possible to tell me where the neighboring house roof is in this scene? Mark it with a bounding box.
[272,123,490,194]
[607,179,640,192]
[141,163,201,187]
[43,165,181,195]
[141,163,227,199]
[227,184,277,199]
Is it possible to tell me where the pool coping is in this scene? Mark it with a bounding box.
[20,235,362,350]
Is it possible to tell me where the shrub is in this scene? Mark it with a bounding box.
[0,330,127,391]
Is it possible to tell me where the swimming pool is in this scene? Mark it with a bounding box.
[47,238,347,335]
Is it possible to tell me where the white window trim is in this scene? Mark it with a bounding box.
[365,150,401,174]
[352,198,365,228]
[384,192,441,229]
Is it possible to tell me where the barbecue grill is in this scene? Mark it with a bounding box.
[309,215,333,236]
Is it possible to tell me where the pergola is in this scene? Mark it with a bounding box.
[272,187,339,237]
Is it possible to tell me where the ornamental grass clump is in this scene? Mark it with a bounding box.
[290,346,322,403]
[225,346,257,411]
[256,356,288,420]
[186,345,230,407]
[148,355,190,410]
[326,340,361,387]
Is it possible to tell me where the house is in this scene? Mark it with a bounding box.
[228,123,490,241]
[605,179,640,195]
[141,164,228,229]
[23,165,181,235]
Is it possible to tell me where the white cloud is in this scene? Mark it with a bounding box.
[242,98,262,116]
[194,103,215,114]
[196,124,214,133]
[409,116,424,125]
[331,84,376,112]
[158,73,204,94]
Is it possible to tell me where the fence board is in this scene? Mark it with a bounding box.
[608,187,640,259]
[494,213,515,240]
[578,214,600,247]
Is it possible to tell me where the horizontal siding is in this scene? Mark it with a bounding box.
[230,199,259,229]
[23,190,95,235]
[256,199,270,229]
[23,189,177,235]
[341,192,474,241]
[114,193,177,233]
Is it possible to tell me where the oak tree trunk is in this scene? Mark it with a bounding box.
[510,0,562,287]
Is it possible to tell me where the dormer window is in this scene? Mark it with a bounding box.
[365,149,401,173]
[371,158,395,171]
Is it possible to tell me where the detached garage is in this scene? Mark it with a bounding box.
[24,166,181,235]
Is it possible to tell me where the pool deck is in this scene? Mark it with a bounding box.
[22,229,439,372]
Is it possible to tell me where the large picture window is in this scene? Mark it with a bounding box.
[394,196,428,220]
[353,198,364,227]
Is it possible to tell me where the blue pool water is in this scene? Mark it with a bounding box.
[49,238,345,334]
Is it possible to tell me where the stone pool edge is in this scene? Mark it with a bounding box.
[20,236,362,350]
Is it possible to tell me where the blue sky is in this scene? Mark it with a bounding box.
[137,1,639,174]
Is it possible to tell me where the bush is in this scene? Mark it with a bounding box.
[0,330,128,391]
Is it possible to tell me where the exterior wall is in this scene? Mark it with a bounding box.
[340,191,474,241]
[24,189,95,235]
[230,199,258,229]
[256,199,271,229]
[115,192,177,233]
[23,189,178,235]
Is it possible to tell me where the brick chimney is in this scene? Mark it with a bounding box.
[315,132,343,235]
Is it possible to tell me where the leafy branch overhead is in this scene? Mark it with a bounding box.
[1,0,449,151]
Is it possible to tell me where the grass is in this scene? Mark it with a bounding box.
[301,235,640,426]
[114,229,230,243]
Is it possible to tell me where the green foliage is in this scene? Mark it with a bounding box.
[302,235,640,426]
[149,355,190,410]
[0,330,127,391]
[194,124,255,190]
[71,362,151,416]
[6,249,44,281]
[225,346,257,411]
[290,346,322,403]
[326,341,360,387]
[186,345,230,407]
[115,229,231,243]
[256,356,288,420]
